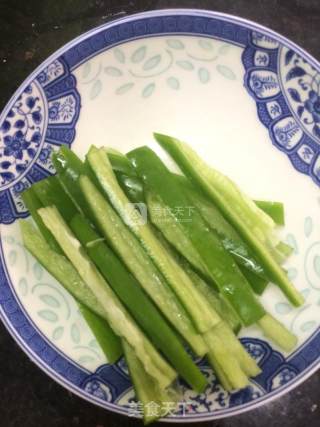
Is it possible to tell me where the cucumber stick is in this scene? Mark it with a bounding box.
[155,133,303,307]
[32,176,77,222]
[123,340,180,424]
[22,187,61,252]
[183,263,241,334]
[79,175,207,356]
[38,206,176,390]
[19,220,122,363]
[86,146,220,333]
[70,214,207,392]
[79,304,123,363]
[255,200,285,226]
[258,314,297,352]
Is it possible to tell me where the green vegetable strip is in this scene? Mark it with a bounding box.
[70,214,207,392]
[79,304,123,363]
[238,266,269,295]
[20,220,122,363]
[123,340,180,425]
[213,322,261,377]
[52,148,92,217]
[207,352,232,391]
[154,133,303,307]
[276,241,294,259]
[182,184,269,279]
[184,263,242,334]
[154,225,242,334]
[202,329,249,390]
[22,188,61,252]
[32,176,78,222]
[78,175,207,356]
[127,147,266,326]
[254,200,285,226]
[147,191,209,279]
[258,314,297,352]
[38,206,176,390]
[87,146,220,333]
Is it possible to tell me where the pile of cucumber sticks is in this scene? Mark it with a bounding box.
[20,134,303,424]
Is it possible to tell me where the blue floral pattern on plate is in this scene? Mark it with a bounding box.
[243,32,320,186]
[0,58,80,224]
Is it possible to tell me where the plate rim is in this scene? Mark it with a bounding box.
[0,8,319,422]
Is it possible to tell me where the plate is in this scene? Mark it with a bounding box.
[0,9,320,422]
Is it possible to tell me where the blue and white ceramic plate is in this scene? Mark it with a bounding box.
[0,9,319,422]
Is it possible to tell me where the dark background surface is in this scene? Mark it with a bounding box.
[0,1,319,426]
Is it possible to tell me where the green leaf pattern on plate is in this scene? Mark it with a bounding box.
[105,66,123,77]
[71,323,81,344]
[18,278,28,296]
[176,60,194,70]
[166,77,180,90]
[33,261,43,280]
[114,47,125,64]
[115,82,134,95]
[90,79,102,100]
[82,62,91,79]
[80,37,238,99]
[216,64,236,80]
[131,46,147,63]
[166,39,185,49]
[142,82,156,98]
[143,55,162,71]
[39,294,60,308]
[38,309,58,322]
[52,326,64,341]
[198,67,210,84]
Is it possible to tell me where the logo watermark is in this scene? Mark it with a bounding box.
[124,202,196,227]
[127,400,194,418]
[124,202,148,226]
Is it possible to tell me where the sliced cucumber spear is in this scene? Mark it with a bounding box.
[154,133,303,307]
[254,200,285,226]
[123,340,180,424]
[79,304,123,363]
[38,205,176,390]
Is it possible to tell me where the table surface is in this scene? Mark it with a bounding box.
[0,1,319,426]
